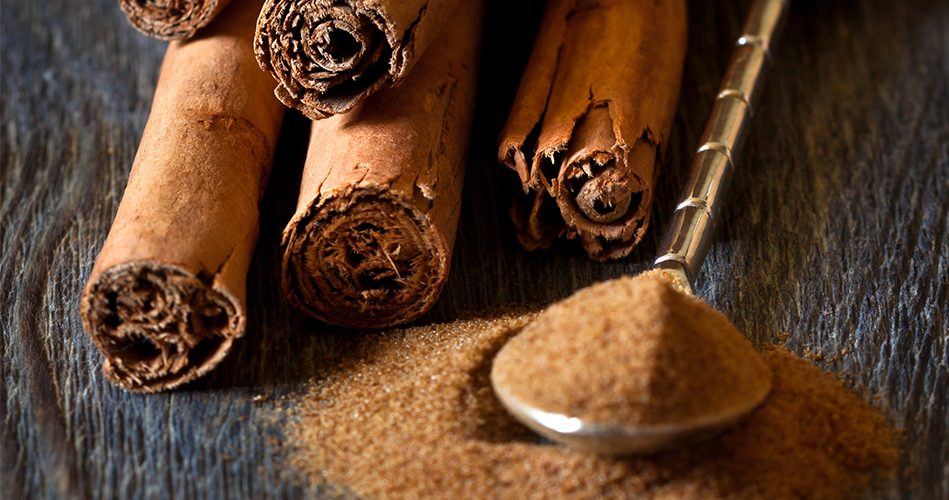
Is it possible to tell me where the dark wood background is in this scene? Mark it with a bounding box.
[2,0,947,498]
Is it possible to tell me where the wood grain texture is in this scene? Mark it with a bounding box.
[2,0,946,499]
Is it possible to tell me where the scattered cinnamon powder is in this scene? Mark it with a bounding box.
[286,312,897,500]
[491,270,772,428]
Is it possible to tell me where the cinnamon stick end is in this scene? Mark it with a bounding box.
[283,191,450,330]
[254,0,397,119]
[81,262,243,393]
[118,0,221,41]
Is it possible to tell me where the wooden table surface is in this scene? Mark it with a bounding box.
[2,0,947,498]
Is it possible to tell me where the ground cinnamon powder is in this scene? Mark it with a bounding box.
[286,309,897,499]
[491,271,772,428]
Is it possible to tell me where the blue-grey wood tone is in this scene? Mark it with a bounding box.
[2,0,946,498]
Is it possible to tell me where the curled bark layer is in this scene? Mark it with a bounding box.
[499,0,688,261]
[254,0,462,119]
[282,0,482,329]
[82,0,285,392]
[118,0,235,40]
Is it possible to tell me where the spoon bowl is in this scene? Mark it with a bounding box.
[490,269,773,455]
[492,379,771,455]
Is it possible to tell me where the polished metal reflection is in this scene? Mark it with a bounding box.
[654,205,714,283]
[654,0,790,284]
[494,377,772,455]
[742,0,789,54]
[720,42,768,111]
[684,148,732,209]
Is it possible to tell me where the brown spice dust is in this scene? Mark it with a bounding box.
[491,271,772,428]
[287,312,897,500]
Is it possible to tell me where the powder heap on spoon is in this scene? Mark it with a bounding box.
[491,271,773,454]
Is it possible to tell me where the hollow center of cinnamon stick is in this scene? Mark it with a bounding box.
[333,220,417,291]
[298,6,380,74]
[316,27,363,67]
[558,106,649,228]
[565,152,635,224]
[307,201,425,302]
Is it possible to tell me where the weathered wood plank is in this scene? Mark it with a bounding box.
[2,0,947,499]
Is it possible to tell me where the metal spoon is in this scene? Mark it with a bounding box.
[490,0,790,455]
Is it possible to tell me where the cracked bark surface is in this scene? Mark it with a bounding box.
[254,0,462,120]
[282,0,482,330]
[117,0,235,40]
[499,0,688,261]
[80,0,285,392]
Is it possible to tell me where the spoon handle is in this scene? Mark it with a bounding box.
[654,0,790,289]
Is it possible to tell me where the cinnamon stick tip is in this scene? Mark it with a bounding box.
[81,261,244,392]
[118,0,221,41]
[253,0,402,120]
[282,191,451,330]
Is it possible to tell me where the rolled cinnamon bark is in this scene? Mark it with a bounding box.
[281,0,482,330]
[81,0,285,392]
[499,0,688,261]
[118,0,235,40]
[254,0,462,120]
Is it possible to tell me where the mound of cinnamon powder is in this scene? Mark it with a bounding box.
[491,270,772,428]
[286,312,897,500]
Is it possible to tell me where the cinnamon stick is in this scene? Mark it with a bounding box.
[118,0,235,40]
[254,0,462,120]
[81,0,285,392]
[499,0,688,261]
[281,0,482,330]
